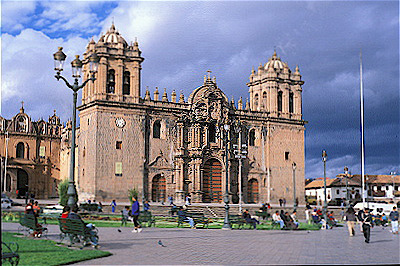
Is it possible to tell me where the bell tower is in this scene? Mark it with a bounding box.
[82,23,144,104]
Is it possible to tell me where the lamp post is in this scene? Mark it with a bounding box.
[322,150,328,222]
[3,132,9,192]
[233,124,247,215]
[292,162,297,212]
[391,172,397,199]
[222,124,231,230]
[344,166,349,208]
[53,47,99,208]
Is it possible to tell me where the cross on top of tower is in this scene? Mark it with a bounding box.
[20,101,25,113]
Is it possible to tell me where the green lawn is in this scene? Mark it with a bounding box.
[1,232,111,266]
[2,211,321,230]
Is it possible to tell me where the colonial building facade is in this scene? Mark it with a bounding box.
[76,24,307,205]
[0,104,62,198]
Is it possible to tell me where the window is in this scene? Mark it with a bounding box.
[123,71,130,95]
[249,129,255,146]
[209,124,216,143]
[262,92,267,110]
[336,189,339,194]
[39,146,45,159]
[395,186,399,191]
[277,91,283,112]
[289,92,294,113]
[254,94,259,110]
[386,186,389,190]
[116,141,122,149]
[106,69,115,93]
[16,142,24,158]
[377,186,382,191]
[115,162,122,176]
[285,151,290,160]
[153,120,161,139]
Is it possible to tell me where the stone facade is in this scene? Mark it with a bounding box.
[77,24,306,205]
[0,104,62,198]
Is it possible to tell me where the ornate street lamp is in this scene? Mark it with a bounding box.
[322,150,328,222]
[222,124,231,230]
[292,162,297,211]
[53,47,99,208]
[3,132,9,193]
[344,166,349,207]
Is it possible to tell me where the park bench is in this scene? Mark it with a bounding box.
[178,211,210,228]
[229,215,255,229]
[18,213,47,237]
[138,211,156,227]
[58,217,99,248]
[254,211,270,220]
[2,242,19,266]
[79,203,99,212]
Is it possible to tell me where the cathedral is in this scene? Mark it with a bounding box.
[76,23,307,205]
[0,104,62,198]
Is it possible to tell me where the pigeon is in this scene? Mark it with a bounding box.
[117,229,121,232]
[158,240,166,247]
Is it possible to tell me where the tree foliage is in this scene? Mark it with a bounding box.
[128,188,139,204]
[58,179,78,206]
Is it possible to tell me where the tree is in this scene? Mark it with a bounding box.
[58,179,78,206]
[128,188,139,204]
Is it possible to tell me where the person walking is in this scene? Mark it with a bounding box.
[389,206,399,234]
[110,200,117,213]
[279,198,283,207]
[345,206,357,236]
[121,206,130,227]
[131,197,142,233]
[361,208,373,243]
[283,198,286,207]
[305,203,312,224]
[357,209,364,232]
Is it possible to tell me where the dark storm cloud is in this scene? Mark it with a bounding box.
[1,1,398,179]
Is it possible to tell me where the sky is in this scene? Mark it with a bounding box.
[1,0,399,180]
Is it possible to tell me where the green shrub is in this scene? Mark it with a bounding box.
[58,179,78,206]
[128,188,139,204]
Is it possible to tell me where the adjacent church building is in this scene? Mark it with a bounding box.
[76,24,306,204]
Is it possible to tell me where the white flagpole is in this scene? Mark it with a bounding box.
[360,50,366,207]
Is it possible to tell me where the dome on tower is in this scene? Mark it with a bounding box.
[100,23,128,46]
[264,51,289,71]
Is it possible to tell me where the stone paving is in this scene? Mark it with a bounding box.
[2,222,399,265]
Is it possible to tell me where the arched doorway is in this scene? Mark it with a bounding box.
[203,159,222,203]
[17,169,28,196]
[247,178,259,203]
[151,174,166,202]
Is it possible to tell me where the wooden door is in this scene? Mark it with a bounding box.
[203,159,222,203]
[151,174,166,202]
[247,179,259,203]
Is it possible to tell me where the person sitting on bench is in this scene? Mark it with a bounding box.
[68,206,99,247]
[242,209,260,229]
[272,211,285,229]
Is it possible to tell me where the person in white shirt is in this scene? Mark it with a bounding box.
[272,210,285,229]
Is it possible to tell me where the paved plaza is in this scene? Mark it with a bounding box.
[2,222,399,265]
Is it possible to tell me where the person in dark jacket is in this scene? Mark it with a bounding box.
[345,207,357,236]
[361,208,373,243]
[389,206,399,234]
[242,209,260,229]
[131,197,142,233]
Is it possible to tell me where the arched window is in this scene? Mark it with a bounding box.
[123,71,130,95]
[254,94,259,110]
[16,142,24,158]
[209,124,216,143]
[277,91,283,112]
[262,92,267,111]
[249,129,255,146]
[153,120,161,139]
[289,92,294,113]
[106,69,115,93]
[16,116,27,132]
